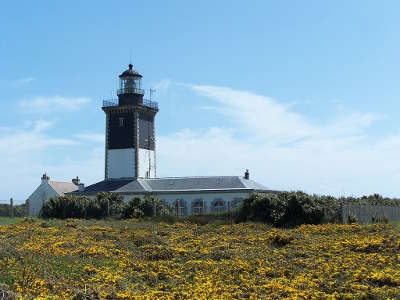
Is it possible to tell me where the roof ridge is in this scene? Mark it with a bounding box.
[48,180,76,184]
[145,175,240,180]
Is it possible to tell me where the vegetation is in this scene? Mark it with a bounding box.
[236,191,400,227]
[41,194,165,220]
[0,219,399,298]
[0,203,27,217]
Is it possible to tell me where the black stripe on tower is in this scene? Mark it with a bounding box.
[108,111,136,149]
[138,112,155,150]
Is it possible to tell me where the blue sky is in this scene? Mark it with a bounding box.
[1,1,400,202]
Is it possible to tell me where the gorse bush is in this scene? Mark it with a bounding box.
[236,191,341,227]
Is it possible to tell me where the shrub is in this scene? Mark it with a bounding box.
[236,191,341,227]
[122,195,166,219]
[41,193,125,219]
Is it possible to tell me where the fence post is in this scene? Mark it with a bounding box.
[26,199,30,217]
[9,198,14,218]
[107,198,110,218]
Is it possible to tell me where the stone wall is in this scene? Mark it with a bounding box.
[341,203,400,224]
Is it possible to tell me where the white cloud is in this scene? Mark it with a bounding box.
[156,83,400,197]
[16,77,36,84]
[19,95,91,113]
[0,121,101,202]
[75,133,105,143]
[153,79,171,92]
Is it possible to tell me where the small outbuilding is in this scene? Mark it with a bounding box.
[27,174,80,216]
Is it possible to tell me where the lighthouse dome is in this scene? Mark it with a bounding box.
[119,63,142,78]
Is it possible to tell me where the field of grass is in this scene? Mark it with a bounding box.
[0,217,25,226]
[0,218,399,299]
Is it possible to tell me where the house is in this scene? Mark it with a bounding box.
[27,174,80,216]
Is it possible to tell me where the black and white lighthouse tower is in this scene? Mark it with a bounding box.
[102,64,158,179]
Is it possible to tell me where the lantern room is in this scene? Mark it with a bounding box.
[118,63,144,96]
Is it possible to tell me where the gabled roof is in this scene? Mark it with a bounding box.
[48,181,78,196]
[73,176,270,196]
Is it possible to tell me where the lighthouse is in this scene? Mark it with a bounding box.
[102,64,158,179]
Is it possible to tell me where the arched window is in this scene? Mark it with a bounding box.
[212,199,226,214]
[174,199,186,217]
[192,199,204,215]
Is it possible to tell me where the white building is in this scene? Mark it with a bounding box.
[74,174,270,216]
[27,174,79,216]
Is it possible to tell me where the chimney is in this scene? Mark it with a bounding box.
[72,176,80,186]
[41,173,50,184]
[244,169,249,180]
[78,183,85,192]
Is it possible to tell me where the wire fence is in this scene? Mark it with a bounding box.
[0,198,28,217]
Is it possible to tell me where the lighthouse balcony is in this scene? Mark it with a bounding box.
[102,99,158,110]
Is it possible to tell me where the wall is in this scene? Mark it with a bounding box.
[28,183,59,216]
[158,192,250,216]
[341,203,400,224]
[138,148,156,178]
[107,148,135,179]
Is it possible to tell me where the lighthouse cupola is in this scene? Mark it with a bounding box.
[118,63,145,106]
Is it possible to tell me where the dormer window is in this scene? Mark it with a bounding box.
[119,117,124,127]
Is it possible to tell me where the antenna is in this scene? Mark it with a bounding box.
[149,88,156,101]
[129,49,132,64]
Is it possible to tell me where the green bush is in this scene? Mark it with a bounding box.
[237,191,341,227]
[122,195,166,219]
[41,193,125,219]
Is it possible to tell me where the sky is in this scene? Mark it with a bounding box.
[1,1,400,202]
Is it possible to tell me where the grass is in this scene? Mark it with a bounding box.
[0,217,25,225]
[390,220,400,229]
[0,219,399,299]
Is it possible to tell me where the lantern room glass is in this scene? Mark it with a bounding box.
[120,76,142,94]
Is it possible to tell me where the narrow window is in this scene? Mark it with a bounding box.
[175,199,186,217]
[213,199,225,214]
[192,199,204,215]
[119,117,124,127]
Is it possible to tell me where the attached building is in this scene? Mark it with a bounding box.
[73,174,271,216]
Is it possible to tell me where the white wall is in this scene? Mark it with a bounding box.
[158,191,250,215]
[138,148,156,178]
[28,183,59,216]
[107,148,135,179]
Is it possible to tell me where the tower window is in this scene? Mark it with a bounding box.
[119,117,124,127]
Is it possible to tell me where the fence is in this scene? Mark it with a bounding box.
[341,203,400,224]
[0,198,28,217]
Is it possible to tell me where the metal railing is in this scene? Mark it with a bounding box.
[102,100,118,107]
[117,87,145,96]
[143,99,158,109]
[102,99,158,110]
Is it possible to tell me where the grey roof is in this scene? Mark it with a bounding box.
[48,181,78,196]
[73,176,270,196]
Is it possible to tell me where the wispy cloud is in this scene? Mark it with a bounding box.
[16,77,36,85]
[75,133,105,143]
[19,95,91,113]
[156,82,400,197]
[0,121,101,201]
